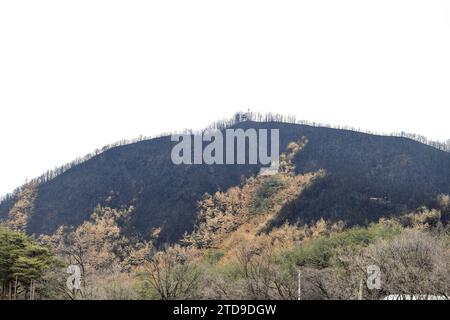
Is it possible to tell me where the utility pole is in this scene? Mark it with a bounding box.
[358,278,363,300]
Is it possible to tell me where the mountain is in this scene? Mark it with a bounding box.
[1,119,449,243]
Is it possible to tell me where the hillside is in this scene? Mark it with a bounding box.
[1,119,449,243]
[147,166,450,300]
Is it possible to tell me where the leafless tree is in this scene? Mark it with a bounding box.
[143,245,201,300]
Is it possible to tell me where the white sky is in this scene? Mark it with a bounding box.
[1,0,450,196]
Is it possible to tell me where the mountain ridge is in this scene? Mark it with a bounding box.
[1,116,449,244]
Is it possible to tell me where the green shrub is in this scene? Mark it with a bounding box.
[251,176,285,214]
[204,249,225,264]
[283,221,403,268]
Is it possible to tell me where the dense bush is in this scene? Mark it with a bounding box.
[282,222,403,268]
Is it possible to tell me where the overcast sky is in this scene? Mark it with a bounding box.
[1,0,450,196]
